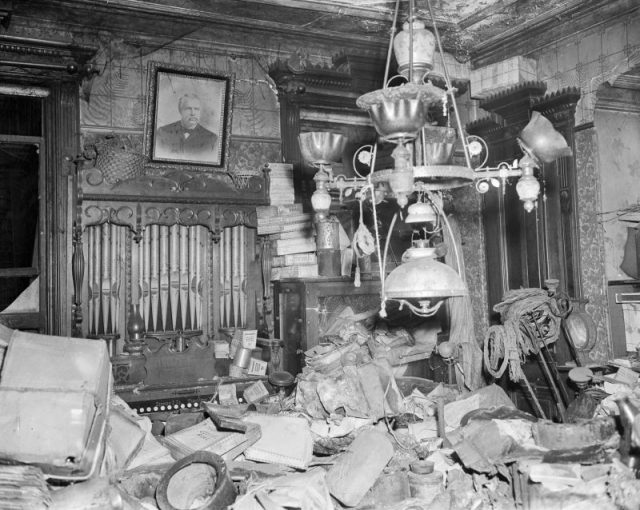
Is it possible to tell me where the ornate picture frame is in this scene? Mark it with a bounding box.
[144,61,234,172]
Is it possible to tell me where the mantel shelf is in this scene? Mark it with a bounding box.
[78,166,269,207]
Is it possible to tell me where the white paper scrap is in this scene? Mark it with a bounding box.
[241,330,258,350]
[247,358,268,376]
[214,341,230,359]
[243,380,269,404]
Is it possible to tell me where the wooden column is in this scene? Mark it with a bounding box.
[43,82,82,336]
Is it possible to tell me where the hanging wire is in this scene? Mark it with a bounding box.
[382,0,401,88]
[379,211,398,318]
[425,0,472,170]
[367,145,385,285]
[432,197,464,282]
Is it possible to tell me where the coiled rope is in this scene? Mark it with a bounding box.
[483,288,564,382]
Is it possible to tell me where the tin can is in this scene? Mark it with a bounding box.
[232,346,252,369]
[315,216,340,250]
[318,249,341,277]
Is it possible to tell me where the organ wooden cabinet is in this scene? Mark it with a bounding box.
[273,277,381,374]
[72,153,269,388]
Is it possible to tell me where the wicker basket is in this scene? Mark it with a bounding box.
[231,168,263,190]
[94,136,146,184]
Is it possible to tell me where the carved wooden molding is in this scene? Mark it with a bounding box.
[0,34,98,80]
[80,200,258,238]
[466,114,504,139]
[79,166,269,206]
[221,206,257,229]
[533,87,581,129]
[269,59,353,98]
[81,202,214,237]
[479,81,548,125]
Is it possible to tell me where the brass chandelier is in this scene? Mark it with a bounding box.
[297,0,572,317]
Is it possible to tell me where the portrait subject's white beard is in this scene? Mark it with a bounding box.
[183,117,199,129]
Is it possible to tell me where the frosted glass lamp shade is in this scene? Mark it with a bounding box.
[384,257,467,300]
[393,19,436,83]
[298,132,347,166]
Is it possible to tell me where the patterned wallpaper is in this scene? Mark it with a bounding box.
[449,186,489,343]
[574,127,611,361]
[80,38,289,174]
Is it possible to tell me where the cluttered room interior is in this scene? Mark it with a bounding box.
[0,0,640,508]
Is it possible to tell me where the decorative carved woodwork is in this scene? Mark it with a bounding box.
[0,37,95,336]
[77,201,259,241]
[0,34,98,80]
[73,156,268,388]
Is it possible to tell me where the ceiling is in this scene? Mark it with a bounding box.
[9,0,636,64]
[243,0,531,27]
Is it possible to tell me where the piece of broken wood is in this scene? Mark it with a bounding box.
[326,429,393,507]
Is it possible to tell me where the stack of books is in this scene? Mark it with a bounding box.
[256,203,318,280]
[265,162,295,205]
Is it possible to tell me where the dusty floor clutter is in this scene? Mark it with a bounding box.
[2,321,640,510]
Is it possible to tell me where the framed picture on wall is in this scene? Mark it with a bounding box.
[144,62,234,172]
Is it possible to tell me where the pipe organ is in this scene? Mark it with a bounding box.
[73,162,269,391]
[83,224,251,342]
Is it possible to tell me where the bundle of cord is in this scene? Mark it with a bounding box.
[483,287,564,382]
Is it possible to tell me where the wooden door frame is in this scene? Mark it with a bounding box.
[0,34,96,335]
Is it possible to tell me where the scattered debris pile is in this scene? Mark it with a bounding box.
[1,322,640,510]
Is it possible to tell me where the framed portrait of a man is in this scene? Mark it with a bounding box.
[144,62,233,171]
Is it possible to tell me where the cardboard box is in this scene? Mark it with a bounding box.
[0,331,111,481]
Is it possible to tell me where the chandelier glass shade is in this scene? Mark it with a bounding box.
[384,245,467,317]
[298,131,347,167]
[393,19,436,84]
[518,111,573,165]
[405,201,438,224]
[368,98,428,142]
